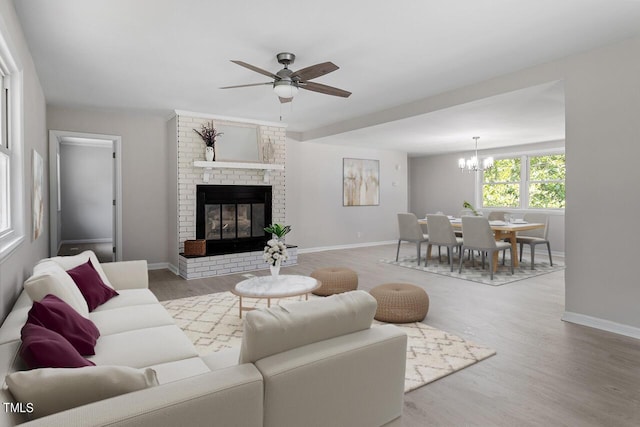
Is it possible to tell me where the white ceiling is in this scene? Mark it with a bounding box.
[13,0,640,154]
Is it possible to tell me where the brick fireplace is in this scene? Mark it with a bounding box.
[174,111,295,279]
[196,184,272,256]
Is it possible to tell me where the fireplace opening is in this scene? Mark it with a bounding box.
[196,185,272,256]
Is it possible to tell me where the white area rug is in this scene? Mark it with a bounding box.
[382,255,564,286]
[161,291,496,393]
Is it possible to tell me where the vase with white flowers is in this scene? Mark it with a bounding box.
[263,239,289,279]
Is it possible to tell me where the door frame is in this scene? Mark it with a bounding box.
[48,130,123,261]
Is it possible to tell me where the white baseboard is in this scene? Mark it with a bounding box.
[147,262,179,274]
[60,238,112,245]
[298,240,396,254]
[562,311,640,340]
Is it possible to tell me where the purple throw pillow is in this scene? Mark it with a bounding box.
[67,259,118,311]
[20,323,95,369]
[27,294,100,355]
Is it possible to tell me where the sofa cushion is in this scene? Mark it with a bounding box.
[91,288,159,312]
[25,262,89,317]
[27,294,100,355]
[66,260,119,311]
[148,357,211,385]
[5,365,158,419]
[88,325,198,368]
[0,292,31,345]
[0,342,28,425]
[20,324,95,369]
[201,348,241,371]
[89,304,175,336]
[45,250,114,289]
[239,290,377,364]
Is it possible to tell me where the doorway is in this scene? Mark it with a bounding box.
[49,130,122,262]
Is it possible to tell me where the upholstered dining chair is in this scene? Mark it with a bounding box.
[425,214,463,271]
[396,213,429,265]
[517,213,552,269]
[459,216,514,280]
[456,208,476,238]
[488,211,508,221]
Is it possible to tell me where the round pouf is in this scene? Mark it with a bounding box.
[370,283,429,323]
[310,267,358,296]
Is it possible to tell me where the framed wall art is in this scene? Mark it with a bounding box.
[343,158,380,206]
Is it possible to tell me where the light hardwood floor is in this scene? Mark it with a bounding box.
[149,244,640,426]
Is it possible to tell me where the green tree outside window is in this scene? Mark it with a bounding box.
[528,154,565,208]
[481,153,565,209]
[483,157,521,207]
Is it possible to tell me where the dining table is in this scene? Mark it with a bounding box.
[418,217,545,272]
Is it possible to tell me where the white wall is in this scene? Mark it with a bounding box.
[0,0,48,321]
[396,36,640,336]
[47,107,169,264]
[59,143,112,242]
[286,138,408,250]
[167,117,178,271]
[409,140,566,254]
[563,37,640,333]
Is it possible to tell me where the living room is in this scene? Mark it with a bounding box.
[1,1,640,426]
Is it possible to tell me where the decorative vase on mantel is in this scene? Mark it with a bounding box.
[270,263,281,280]
[205,146,215,162]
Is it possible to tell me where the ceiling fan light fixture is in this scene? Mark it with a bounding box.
[273,80,299,98]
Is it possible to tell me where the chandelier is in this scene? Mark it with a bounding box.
[458,136,493,172]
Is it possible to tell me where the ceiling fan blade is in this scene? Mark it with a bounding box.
[231,60,279,79]
[291,62,339,81]
[300,81,351,98]
[220,82,272,89]
[279,96,293,104]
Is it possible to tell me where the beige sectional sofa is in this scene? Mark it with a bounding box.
[1,255,407,426]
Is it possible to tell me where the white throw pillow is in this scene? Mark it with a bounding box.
[24,262,90,318]
[5,366,158,419]
[44,250,114,289]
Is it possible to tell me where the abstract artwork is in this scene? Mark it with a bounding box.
[32,150,44,240]
[343,158,379,206]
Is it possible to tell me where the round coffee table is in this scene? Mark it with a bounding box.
[232,275,321,318]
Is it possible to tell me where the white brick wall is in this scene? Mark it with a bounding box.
[176,113,289,278]
[178,247,298,279]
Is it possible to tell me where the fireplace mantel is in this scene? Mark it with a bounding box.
[193,161,284,183]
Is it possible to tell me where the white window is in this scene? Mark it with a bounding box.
[0,151,9,234]
[0,21,24,259]
[0,72,10,234]
[481,152,565,210]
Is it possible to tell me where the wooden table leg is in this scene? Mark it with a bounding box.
[426,244,432,261]
[509,232,519,268]
[239,295,243,319]
[491,230,519,272]
[267,298,271,308]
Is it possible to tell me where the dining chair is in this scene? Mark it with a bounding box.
[456,209,476,238]
[516,213,552,269]
[396,213,429,265]
[459,216,513,280]
[488,211,508,221]
[425,214,463,271]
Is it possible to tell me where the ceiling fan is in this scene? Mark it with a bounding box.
[220,52,351,103]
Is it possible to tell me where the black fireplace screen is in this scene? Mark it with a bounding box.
[196,185,272,256]
[204,203,265,240]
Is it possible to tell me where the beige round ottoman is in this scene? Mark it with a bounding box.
[310,267,358,296]
[370,283,429,323]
